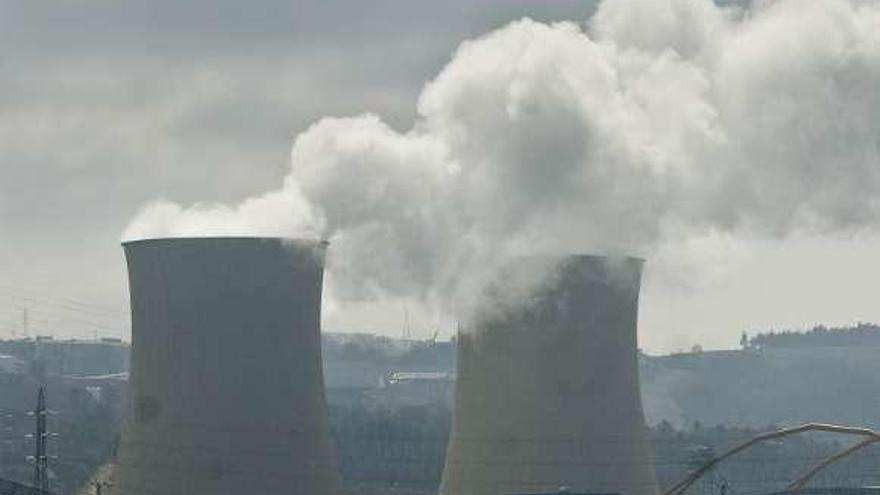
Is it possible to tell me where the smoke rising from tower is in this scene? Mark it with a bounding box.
[123,0,880,315]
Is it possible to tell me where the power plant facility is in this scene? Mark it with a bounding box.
[4,243,880,495]
[11,0,880,492]
[439,255,659,495]
[111,237,343,495]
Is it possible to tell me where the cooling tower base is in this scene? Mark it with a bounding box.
[113,237,342,495]
[439,255,659,495]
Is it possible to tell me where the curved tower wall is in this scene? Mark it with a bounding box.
[114,237,342,495]
[439,255,658,495]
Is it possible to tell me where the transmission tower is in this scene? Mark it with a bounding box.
[30,386,50,494]
[22,308,29,339]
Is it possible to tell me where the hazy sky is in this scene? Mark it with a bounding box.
[3,0,880,353]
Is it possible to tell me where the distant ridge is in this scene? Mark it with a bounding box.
[747,323,880,349]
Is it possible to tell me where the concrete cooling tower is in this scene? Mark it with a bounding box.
[113,237,342,495]
[439,255,658,495]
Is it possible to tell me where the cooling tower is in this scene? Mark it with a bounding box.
[439,255,658,495]
[113,237,342,495]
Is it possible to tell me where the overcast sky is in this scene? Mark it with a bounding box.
[3,0,880,353]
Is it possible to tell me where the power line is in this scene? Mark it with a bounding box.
[0,286,131,338]
[0,304,129,329]
[0,286,128,319]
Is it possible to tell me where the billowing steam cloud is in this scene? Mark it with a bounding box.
[124,0,880,314]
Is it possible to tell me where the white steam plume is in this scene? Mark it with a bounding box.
[124,0,880,315]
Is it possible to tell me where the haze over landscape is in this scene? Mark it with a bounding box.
[5,2,880,494]
[3,0,880,352]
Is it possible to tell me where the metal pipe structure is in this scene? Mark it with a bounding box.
[112,237,342,495]
[439,255,659,495]
[663,423,880,495]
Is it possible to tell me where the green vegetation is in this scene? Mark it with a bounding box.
[747,323,880,349]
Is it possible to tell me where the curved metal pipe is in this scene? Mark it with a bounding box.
[786,436,880,491]
[662,423,880,495]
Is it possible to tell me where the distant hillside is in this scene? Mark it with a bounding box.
[747,322,880,349]
[641,323,880,428]
[322,333,454,389]
[322,328,880,431]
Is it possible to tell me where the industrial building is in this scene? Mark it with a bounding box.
[439,255,659,495]
[111,237,343,495]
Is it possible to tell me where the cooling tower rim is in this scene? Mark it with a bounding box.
[121,236,329,248]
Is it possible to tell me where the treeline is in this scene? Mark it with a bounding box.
[323,333,454,369]
[328,402,880,495]
[329,404,450,495]
[6,396,879,495]
[748,323,880,349]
